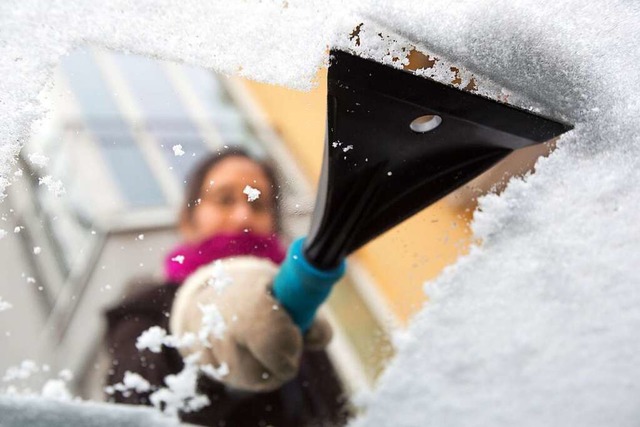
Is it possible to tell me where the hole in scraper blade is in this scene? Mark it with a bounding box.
[409,115,442,133]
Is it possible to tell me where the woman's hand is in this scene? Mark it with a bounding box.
[170,256,332,392]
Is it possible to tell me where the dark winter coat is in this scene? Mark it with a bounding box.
[104,280,351,427]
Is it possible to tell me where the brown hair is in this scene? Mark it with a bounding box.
[180,147,282,232]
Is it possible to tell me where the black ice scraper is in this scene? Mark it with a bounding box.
[273,49,573,331]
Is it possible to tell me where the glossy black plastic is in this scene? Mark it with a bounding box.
[304,50,573,270]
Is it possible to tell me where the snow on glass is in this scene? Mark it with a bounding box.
[170,254,185,265]
[130,292,230,417]
[149,353,210,417]
[0,297,12,312]
[171,144,184,157]
[197,303,227,344]
[27,153,48,169]
[130,261,232,414]
[2,360,74,402]
[37,175,65,197]
[2,360,39,382]
[135,326,195,354]
[104,371,151,398]
[0,0,639,426]
[41,379,72,401]
[204,260,233,293]
[132,322,228,417]
[242,185,260,202]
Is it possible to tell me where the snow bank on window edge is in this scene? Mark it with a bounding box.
[0,395,178,427]
[349,1,640,427]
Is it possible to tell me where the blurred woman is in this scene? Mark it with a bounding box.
[105,148,349,426]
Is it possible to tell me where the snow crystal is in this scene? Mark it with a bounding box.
[172,144,185,157]
[32,246,41,255]
[243,185,261,202]
[27,152,49,168]
[41,379,72,401]
[13,226,21,233]
[171,255,185,265]
[37,175,66,197]
[137,234,144,240]
[0,297,12,312]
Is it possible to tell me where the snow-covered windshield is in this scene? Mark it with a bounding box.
[1,1,640,426]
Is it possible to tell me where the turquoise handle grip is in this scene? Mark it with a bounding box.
[272,237,346,332]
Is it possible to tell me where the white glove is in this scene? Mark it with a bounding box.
[170,256,332,392]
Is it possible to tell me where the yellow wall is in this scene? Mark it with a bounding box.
[241,70,473,324]
[242,72,327,184]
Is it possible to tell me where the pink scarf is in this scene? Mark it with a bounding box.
[164,232,286,284]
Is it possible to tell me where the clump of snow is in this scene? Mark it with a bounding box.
[170,255,185,265]
[37,175,66,197]
[121,372,150,393]
[27,152,48,168]
[57,369,73,382]
[41,379,72,401]
[3,360,39,382]
[32,246,41,255]
[105,371,151,397]
[135,326,196,354]
[1,361,73,400]
[163,332,197,350]
[200,362,229,382]
[0,229,6,240]
[242,185,261,202]
[205,260,233,293]
[171,144,184,157]
[149,353,210,417]
[197,303,227,344]
[135,326,169,353]
[125,328,227,416]
[0,297,12,312]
